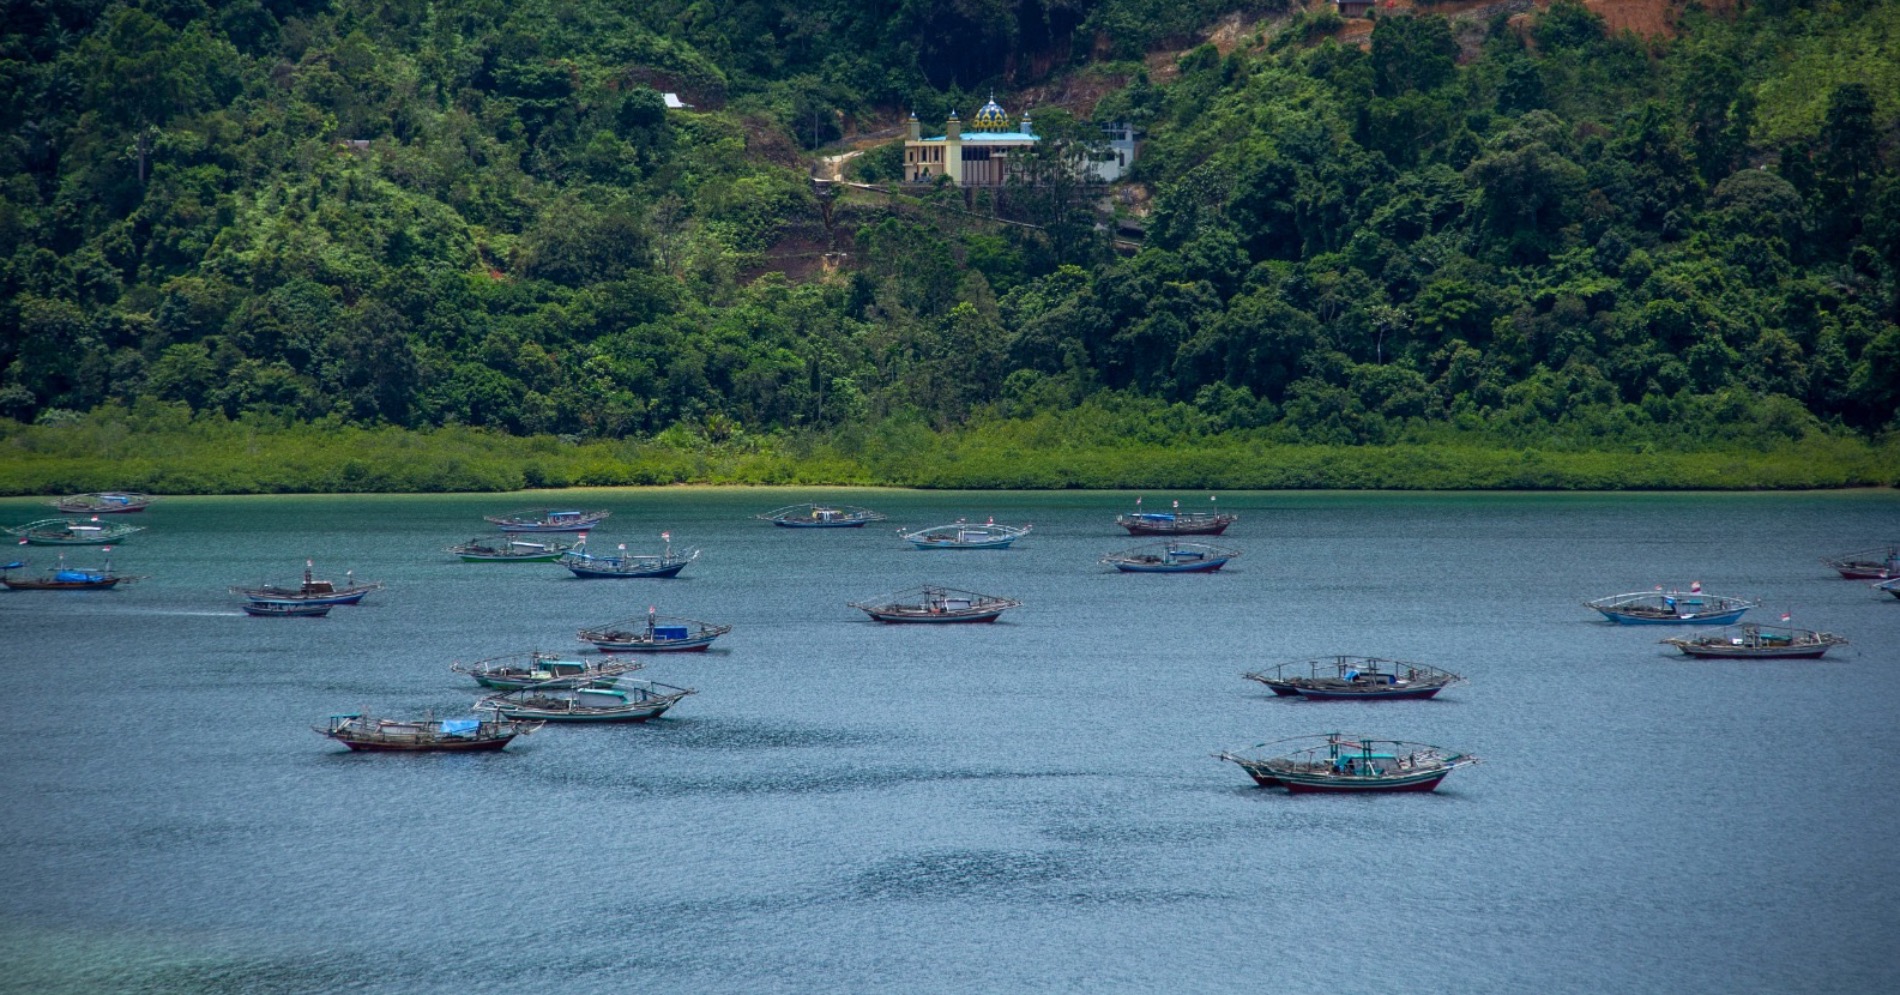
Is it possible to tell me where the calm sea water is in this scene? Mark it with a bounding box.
[1,489,1896,994]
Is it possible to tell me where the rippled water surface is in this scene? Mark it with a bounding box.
[2,489,1896,994]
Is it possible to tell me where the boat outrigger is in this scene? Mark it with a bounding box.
[5,518,145,545]
[1585,585,1756,625]
[1216,734,1480,793]
[848,584,1021,623]
[1243,657,1464,700]
[1116,496,1235,536]
[483,508,610,533]
[51,492,153,514]
[1822,545,1900,580]
[1879,577,1900,600]
[1661,623,1847,659]
[316,713,540,752]
[578,608,731,652]
[1101,541,1238,573]
[477,677,695,723]
[2,554,137,590]
[756,503,886,528]
[451,650,645,690]
[559,535,697,578]
[447,536,574,562]
[900,520,1031,550]
[231,560,384,605]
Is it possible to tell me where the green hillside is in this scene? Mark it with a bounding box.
[2,0,1897,490]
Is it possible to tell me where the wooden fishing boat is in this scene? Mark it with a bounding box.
[848,584,1021,623]
[1661,623,1847,659]
[1584,586,1756,625]
[1115,496,1234,536]
[241,601,332,617]
[1216,734,1480,793]
[1,555,136,590]
[756,503,886,528]
[447,536,574,562]
[1101,541,1238,573]
[1822,545,1900,580]
[1242,656,1464,700]
[5,518,146,545]
[51,492,153,514]
[483,508,610,533]
[900,520,1031,550]
[315,713,541,752]
[478,679,695,723]
[559,537,697,578]
[450,650,644,690]
[231,560,384,605]
[578,608,731,652]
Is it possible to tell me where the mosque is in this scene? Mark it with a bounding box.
[902,95,1136,187]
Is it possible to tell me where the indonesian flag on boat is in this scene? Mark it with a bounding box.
[1690,581,1703,593]
[662,531,671,542]
[1781,611,1792,621]
[618,543,627,551]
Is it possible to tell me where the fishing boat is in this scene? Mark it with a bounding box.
[231,560,384,605]
[5,518,146,545]
[756,503,886,528]
[559,535,697,578]
[1661,623,1847,659]
[1584,585,1756,625]
[848,584,1021,623]
[1822,545,1900,580]
[241,601,332,618]
[315,713,540,752]
[477,678,696,723]
[1215,734,1480,793]
[1115,496,1235,536]
[1242,656,1465,700]
[899,520,1031,550]
[447,536,574,562]
[1,555,136,590]
[1101,541,1238,573]
[578,608,731,652]
[483,508,610,533]
[450,650,644,690]
[51,492,153,514]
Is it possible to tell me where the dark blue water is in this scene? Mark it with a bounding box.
[1,489,1896,994]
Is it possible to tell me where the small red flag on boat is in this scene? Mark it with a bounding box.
[662,531,671,541]
[1781,611,1791,621]
[102,546,111,552]
[618,543,627,551]
[16,537,25,545]
[1691,581,1702,593]
[1173,500,1180,509]
[91,516,99,522]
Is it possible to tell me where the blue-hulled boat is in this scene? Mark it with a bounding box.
[484,508,610,533]
[559,537,697,578]
[1585,586,1756,625]
[1101,541,1238,573]
[899,520,1030,550]
[241,601,332,617]
[578,608,731,652]
[477,678,695,723]
[451,650,645,690]
[1216,734,1480,793]
[231,561,383,606]
[756,503,886,528]
[1242,656,1464,700]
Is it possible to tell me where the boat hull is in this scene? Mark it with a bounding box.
[1278,771,1452,793]
[486,703,679,723]
[494,522,602,533]
[244,590,372,606]
[1596,607,1750,625]
[586,637,720,652]
[1672,645,1834,659]
[565,563,689,579]
[909,538,1019,550]
[1291,684,1449,700]
[242,602,332,617]
[3,578,122,590]
[1109,557,1230,573]
[863,609,1008,623]
[1834,567,1897,580]
[1121,522,1231,536]
[774,519,870,528]
[333,735,516,752]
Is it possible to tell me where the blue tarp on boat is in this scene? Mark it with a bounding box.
[55,569,98,582]
[440,719,482,737]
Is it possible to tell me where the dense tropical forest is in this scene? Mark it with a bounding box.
[2,0,1898,491]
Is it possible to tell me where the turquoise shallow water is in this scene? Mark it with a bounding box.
[1,489,1896,994]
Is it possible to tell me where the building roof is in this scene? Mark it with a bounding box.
[972,95,1010,131]
[915,132,1040,143]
